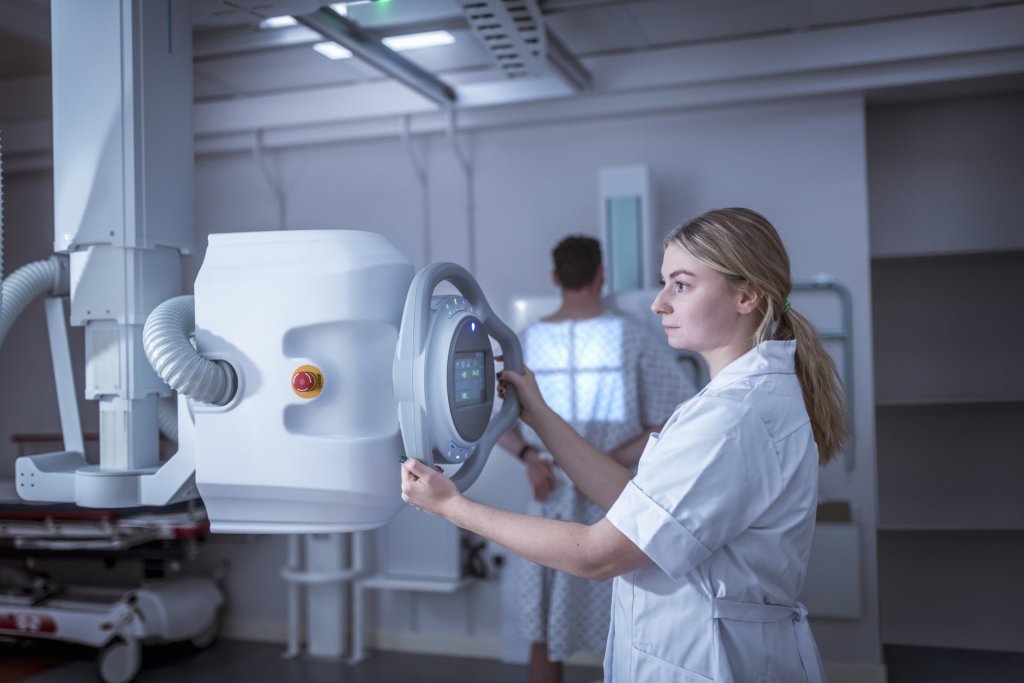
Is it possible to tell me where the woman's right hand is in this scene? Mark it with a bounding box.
[496,361,548,429]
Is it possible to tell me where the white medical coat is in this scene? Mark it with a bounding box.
[604,340,826,682]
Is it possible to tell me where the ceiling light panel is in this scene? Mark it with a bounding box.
[258,15,299,29]
[312,41,354,60]
[383,31,456,52]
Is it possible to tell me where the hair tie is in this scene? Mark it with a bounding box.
[781,300,792,314]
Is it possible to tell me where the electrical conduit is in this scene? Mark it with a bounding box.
[143,295,236,406]
[0,256,69,351]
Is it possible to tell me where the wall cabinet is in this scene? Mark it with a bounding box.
[868,90,1024,654]
[872,250,1024,651]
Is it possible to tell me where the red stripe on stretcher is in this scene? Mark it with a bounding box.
[173,520,211,539]
[0,510,118,522]
[0,612,58,634]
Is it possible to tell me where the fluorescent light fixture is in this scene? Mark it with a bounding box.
[329,0,374,13]
[258,15,298,29]
[383,30,455,52]
[312,41,353,60]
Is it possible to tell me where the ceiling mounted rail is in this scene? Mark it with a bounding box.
[295,7,457,108]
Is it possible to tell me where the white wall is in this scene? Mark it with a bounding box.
[1,93,881,668]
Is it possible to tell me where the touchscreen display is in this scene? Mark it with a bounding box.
[453,352,486,406]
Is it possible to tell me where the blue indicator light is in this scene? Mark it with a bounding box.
[471,322,476,332]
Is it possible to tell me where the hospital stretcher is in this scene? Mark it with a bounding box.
[0,482,223,683]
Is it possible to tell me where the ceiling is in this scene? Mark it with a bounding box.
[188,0,1024,105]
[3,0,1023,101]
[1,0,1023,157]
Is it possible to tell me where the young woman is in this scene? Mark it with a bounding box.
[401,207,848,682]
[496,235,690,683]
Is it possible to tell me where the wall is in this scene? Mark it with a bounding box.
[0,93,882,671]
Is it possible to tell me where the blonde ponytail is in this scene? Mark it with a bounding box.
[771,308,849,464]
[666,208,850,464]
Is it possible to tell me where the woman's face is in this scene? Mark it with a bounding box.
[651,242,759,371]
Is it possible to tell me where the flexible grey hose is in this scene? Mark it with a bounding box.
[0,256,68,351]
[143,295,236,406]
[157,395,178,443]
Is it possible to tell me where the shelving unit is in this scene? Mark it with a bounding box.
[871,251,1024,406]
[868,90,1024,654]
[871,250,1024,651]
[875,400,1024,531]
[877,529,1024,652]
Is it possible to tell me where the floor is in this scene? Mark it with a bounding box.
[882,645,1024,682]
[3,639,603,683]
[3,638,1024,682]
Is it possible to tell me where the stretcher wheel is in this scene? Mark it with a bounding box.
[96,638,141,683]
[190,619,219,650]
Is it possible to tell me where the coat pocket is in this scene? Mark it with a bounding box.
[631,645,715,682]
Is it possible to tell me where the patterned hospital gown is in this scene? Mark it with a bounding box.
[516,312,694,661]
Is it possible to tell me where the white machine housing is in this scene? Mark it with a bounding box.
[192,230,413,533]
[189,231,521,533]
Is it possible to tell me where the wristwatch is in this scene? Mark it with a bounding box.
[517,444,537,461]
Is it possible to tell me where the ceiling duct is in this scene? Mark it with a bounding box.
[459,0,548,79]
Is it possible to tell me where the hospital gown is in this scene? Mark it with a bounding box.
[516,313,692,662]
[604,340,827,682]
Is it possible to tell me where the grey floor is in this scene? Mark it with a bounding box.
[8,639,603,683]
[883,645,1024,683]
[7,639,1024,682]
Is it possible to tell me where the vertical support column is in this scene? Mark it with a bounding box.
[44,297,84,455]
[51,0,194,474]
[304,533,349,658]
[284,534,304,659]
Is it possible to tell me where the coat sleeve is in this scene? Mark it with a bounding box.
[605,396,784,580]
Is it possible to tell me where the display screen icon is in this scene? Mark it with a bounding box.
[453,351,486,406]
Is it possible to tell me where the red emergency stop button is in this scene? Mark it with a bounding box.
[291,365,324,399]
[293,372,315,392]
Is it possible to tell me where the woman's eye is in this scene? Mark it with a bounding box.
[674,281,690,293]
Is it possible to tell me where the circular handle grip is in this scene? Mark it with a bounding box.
[395,262,523,493]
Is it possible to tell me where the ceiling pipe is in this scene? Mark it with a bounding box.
[295,7,457,108]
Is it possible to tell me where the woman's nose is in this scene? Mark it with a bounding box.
[651,291,669,315]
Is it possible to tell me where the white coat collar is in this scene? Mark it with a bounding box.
[702,340,797,393]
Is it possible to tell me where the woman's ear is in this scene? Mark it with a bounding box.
[736,285,762,316]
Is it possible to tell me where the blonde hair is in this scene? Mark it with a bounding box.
[665,208,849,464]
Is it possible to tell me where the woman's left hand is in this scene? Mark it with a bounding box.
[496,363,549,430]
[401,457,461,518]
